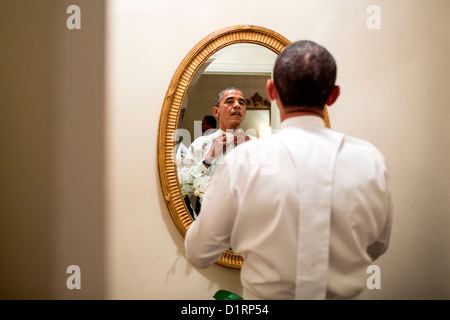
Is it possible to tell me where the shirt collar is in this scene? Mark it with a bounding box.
[218,128,245,135]
[280,115,326,129]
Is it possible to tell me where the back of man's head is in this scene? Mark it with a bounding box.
[203,115,217,128]
[273,40,337,108]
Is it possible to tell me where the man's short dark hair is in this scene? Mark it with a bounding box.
[214,87,243,107]
[203,115,216,128]
[273,40,337,108]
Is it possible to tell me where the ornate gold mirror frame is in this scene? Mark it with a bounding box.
[158,25,330,269]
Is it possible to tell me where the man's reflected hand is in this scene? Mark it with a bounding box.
[205,133,227,163]
[234,130,250,146]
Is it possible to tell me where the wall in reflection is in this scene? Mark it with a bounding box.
[180,73,270,145]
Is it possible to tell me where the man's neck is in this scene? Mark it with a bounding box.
[219,126,241,133]
[280,106,324,122]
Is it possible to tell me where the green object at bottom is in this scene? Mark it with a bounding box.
[213,290,244,300]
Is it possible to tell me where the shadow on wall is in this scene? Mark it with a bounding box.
[157,169,242,299]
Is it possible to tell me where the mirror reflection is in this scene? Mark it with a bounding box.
[175,44,278,219]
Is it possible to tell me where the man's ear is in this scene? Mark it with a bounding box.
[212,106,219,117]
[266,79,278,101]
[326,85,340,107]
[267,78,286,119]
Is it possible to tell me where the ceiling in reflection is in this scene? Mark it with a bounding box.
[204,44,278,75]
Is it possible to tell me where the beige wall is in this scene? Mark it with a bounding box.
[0,0,54,299]
[1,0,449,299]
[1,0,105,299]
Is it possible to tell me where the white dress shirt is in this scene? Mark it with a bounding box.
[177,128,256,185]
[185,115,393,300]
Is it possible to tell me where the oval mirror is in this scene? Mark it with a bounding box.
[158,25,330,269]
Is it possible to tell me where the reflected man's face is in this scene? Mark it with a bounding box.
[213,89,246,131]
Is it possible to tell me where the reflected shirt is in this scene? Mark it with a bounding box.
[184,115,393,300]
[177,128,256,185]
